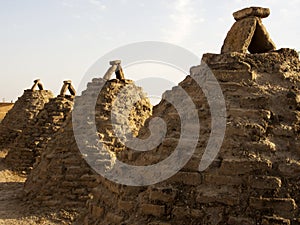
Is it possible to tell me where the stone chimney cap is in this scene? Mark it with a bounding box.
[109,60,121,66]
[63,80,72,84]
[221,7,276,54]
[31,79,44,90]
[233,7,270,21]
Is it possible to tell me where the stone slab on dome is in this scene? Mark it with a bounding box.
[221,17,258,54]
[221,7,276,54]
[233,7,270,21]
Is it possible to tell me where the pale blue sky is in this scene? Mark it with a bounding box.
[1,0,300,101]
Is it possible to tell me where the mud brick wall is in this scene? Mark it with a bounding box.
[83,49,300,225]
[0,89,53,151]
[23,78,152,208]
[5,95,74,174]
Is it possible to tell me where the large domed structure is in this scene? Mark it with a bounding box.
[82,7,300,225]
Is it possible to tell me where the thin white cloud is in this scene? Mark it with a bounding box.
[289,0,300,4]
[162,0,204,44]
[120,0,128,4]
[61,0,106,11]
[61,0,74,8]
[88,0,107,10]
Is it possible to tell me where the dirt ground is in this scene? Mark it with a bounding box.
[0,150,80,225]
[0,103,13,122]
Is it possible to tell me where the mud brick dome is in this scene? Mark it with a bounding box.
[23,78,152,208]
[81,8,300,225]
[0,80,53,151]
[4,81,76,174]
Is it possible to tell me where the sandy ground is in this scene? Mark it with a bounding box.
[0,103,14,122]
[0,151,80,225]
